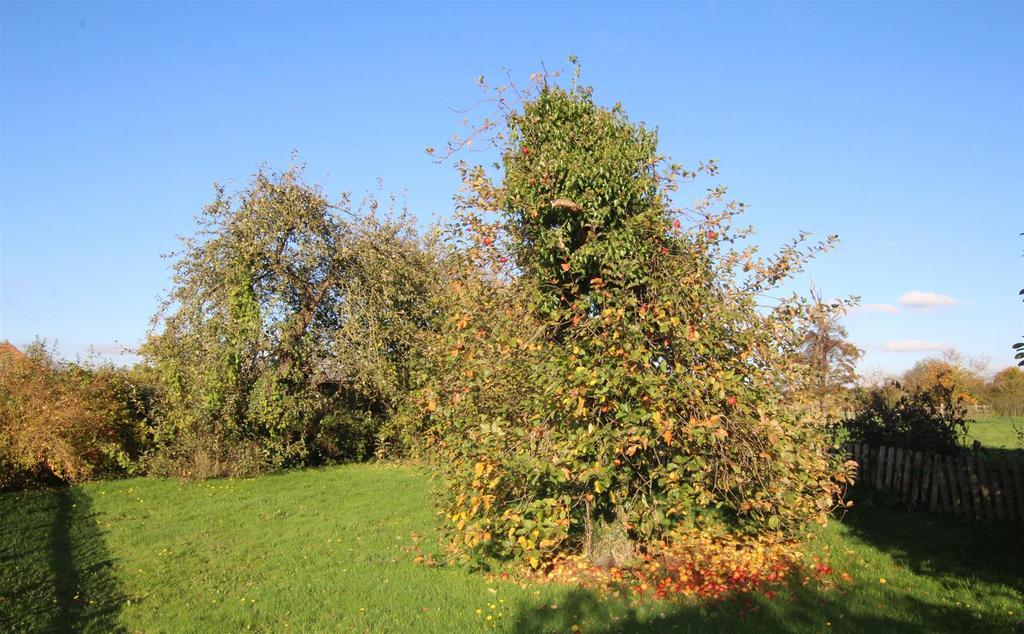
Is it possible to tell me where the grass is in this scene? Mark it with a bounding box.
[1,464,1021,633]
[966,415,1023,451]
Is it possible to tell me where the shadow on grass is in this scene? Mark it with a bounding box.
[0,487,125,633]
[511,506,1022,633]
[510,583,1019,633]
[840,503,1024,594]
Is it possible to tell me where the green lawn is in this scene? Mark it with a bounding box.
[1,464,1021,633]
[966,415,1023,451]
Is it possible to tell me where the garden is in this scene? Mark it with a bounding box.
[2,63,1022,633]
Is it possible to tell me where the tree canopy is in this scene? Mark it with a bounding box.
[143,165,442,476]
[399,69,850,568]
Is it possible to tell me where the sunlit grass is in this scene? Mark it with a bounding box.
[2,464,1020,633]
[967,415,1023,451]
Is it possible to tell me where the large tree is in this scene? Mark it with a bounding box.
[143,165,441,476]
[402,67,849,568]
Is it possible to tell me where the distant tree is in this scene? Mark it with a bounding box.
[801,288,861,413]
[901,350,985,405]
[985,367,1024,416]
[142,164,442,477]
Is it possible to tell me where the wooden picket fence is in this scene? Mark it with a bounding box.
[846,443,1024,522]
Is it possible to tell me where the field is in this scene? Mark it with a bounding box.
[1,464,1021,633]
[967,416,1023,451]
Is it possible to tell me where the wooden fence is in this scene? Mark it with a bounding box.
[846,443,1024,522]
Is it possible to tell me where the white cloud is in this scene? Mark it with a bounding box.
[881,340,952,352]
[897,290,958,309]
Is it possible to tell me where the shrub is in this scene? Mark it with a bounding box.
[0,342,151,489]
[843,382,968,454]
[399,67,849,569]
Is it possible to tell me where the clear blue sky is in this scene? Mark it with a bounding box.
[2,1,1022,375]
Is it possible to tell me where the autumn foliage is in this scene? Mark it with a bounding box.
[0,343,151,489]
[399,67,851,570]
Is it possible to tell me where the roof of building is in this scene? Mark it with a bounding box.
[0,341,25,359]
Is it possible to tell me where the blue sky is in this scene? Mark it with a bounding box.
[1,1,1022,375]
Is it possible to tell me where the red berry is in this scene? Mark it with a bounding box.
[672,219,681,229]
[727,396,737,406]
[706,231,718,240]
[482,236,494,246]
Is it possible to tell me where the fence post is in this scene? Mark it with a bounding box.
[883,446,896,490]
[944,455,960,516]
[911,450,924,508]
[1011,459,1024,521]
[989,463,1005,521]
[961,455,982,520]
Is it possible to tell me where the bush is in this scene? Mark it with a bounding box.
[843,382,968,454]
[399,68,848,569]
[0,342,151,489]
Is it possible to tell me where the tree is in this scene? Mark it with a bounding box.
[401,66,849,569]
[801,288,861,414]
[143,164,441,476]
[986,367,1024,416]
[901,350,985,406]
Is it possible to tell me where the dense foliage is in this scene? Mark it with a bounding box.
[0,342,152,489]
[899,352,985,406]
[843,382,968,454]
[143,166,442,478]
[985,367,1024,416]
[401,70,851,569]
